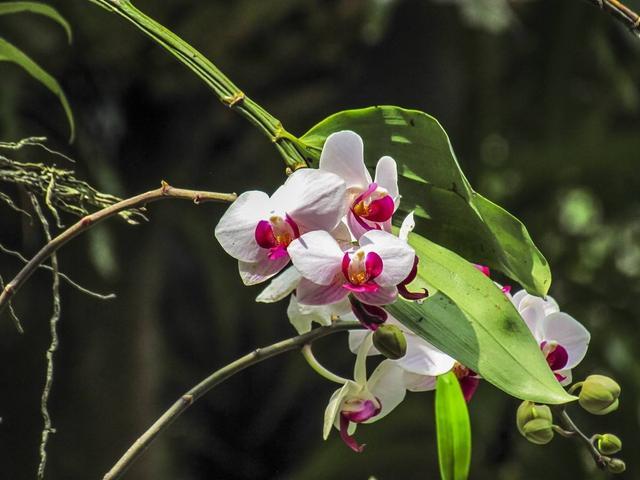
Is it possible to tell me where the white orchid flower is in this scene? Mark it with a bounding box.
[319,131,399,240]
[214,169,347,285]
[324,333,406,452]
[349,315,456,392]
[512,290,590,385]
[288,229,415,306]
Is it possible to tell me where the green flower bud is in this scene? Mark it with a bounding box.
[578,375,621,415]
[516,401,554,445]
[597,434,622,455]
[373,325,407,360]
[607,458,626,474]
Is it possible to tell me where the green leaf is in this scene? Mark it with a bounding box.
[0,37,75,142]
[0,2,72,42]
[387,232,575,404]
[299,106,550,296]
[435,371,471,480]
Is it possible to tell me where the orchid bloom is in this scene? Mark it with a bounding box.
[287,229,415,306]
[349,315,455,392]
[214,169,347,285]
[512,290,590,385]
[324,333,406,452]
[319,131,399,239]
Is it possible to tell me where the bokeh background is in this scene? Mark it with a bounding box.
[1,0,639,478]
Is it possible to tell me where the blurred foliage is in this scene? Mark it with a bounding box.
[0,0,639,479]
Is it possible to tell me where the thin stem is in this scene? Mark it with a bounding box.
[89,0,311,169]
[102,321,363,480]
[0,182,236,320]
[585,0,640,37]
[301,344,349,384]
[557,408,608,469]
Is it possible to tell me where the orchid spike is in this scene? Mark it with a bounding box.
[288,229,415,306]
[214,169,347,285]
[319,131,399,239]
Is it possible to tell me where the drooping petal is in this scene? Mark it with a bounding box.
[364,360,407,423]
[272,168,348,232]
[359,230,415,287]
[255,266,302,303]
[339,415,365,452]
[296,278,347,305]
[348,329,382,356]
[214,191,271,263]
[238,256,290,286]
[323,381,358,440]
[288,231,344,285]
[459,376,480,402]
[318,131,371,190]
[398,211,415,242]
[374,156,399,205]
[286,295,352,334]
[403,372,438,392]
[354,333,374,385]
[539,312,590,369]
[394,336,456,376]
[348,296,387,330]
[355,285,398,305]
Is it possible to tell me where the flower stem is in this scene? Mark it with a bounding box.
[0,182,236,320]
[102,321,363,480]
[556,408,609,469]
[89,0,311,170]
[301,344,350,384]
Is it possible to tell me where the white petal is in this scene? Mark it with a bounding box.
[360,230,415,287]
[399,212,415,242]
[238,256,290,286]
[403,372,438,392]
[296,278,347,305]
[255,266,302,303]
[518,301,548,339]
[394,336,456,376]
[558,369,573,386]
[323,381,358,440]
[319,131,371,190]
[288,231,343,286]
[364,360,407,423]
[539,312,590,369]
[287,295,354,334]
[273,169,348,232]
[346,209,371,241]
[354,333,374,385]
[348,330,382,356]
[214,191,271,262]
[355,285,398,305]
[374,156,399,202]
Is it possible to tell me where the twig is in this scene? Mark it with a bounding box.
[0,182,236,321]
[102,321,363,480]
[29,194,61,480]
[585,0,640,37]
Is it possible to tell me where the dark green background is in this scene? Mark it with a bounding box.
[0,0,638,478]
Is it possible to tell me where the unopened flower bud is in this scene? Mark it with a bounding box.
[597,434,622,455]
[516,401,554,445]
[607,458,626,474]
[578,375,620,416]
[373,324,407,360]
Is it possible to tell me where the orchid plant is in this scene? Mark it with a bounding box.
[1,1,630,479]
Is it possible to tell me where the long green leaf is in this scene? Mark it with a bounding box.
[0,37,74,141]
[388,233,574,404]
[300,106,550,296]
[435,371,471,480]
[0,2,71,42]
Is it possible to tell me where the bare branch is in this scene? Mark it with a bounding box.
[585,0,640,37]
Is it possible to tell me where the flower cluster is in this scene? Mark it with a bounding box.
[215,130,592,452]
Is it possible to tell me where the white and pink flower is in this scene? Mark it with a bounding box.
[511,291,590,385]
[214,168,347,285]
[319,131,399,239]
[287,229,415,306]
